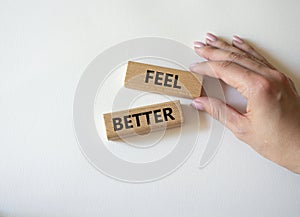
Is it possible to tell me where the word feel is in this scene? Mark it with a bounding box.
[145,70,181,89]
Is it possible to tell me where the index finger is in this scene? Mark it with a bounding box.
[189,61,261,99]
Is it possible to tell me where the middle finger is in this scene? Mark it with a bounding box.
[194,44,273,77]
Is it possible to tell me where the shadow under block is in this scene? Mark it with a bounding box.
[103,100,183,141]
[125,61,203,98]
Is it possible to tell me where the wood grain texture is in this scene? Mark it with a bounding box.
[103,100,183,141]
[125,61,203,98]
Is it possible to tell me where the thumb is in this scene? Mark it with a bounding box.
[191,97,247,135]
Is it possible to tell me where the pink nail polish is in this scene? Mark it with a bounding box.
[205,38,212,44]
[233,35,243,44]
[191,101,204,111]
[194,41,205,48]
[206,33,217,42]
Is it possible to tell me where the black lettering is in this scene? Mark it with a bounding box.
[154,71,164,85]
[124,115,133,129]
[163,107,175,121]
[142,111,152,125]
[164,73,173,87]
[153,109,163,123]
[173,75,181,89]
[145,70,154,83]
[131,113,142,127]
[112,117,123,131]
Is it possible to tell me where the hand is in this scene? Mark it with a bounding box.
[190,33,300,174]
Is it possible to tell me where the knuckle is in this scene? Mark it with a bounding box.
[252,60,269,72]
[229,115,251,141]
[251,72,291,100]
[227,112,249,140]
[247,54,264,64]
[260,57,271,66]
[209,100,223,121]
[255,62,267,71]
[211,106,221,121]
[254,76,273,95]
[273,70,288,83]
[241,70,255,85]
[218,60,234,69]
[232,124,249,140]
[201,46,214,60]
[243,53,267,69]
[228,51,243,61]
[219,41,232,49]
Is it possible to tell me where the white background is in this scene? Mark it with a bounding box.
[1,0,300,216]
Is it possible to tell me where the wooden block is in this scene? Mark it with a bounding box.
[103,100,183,141]
[125,61,203,98]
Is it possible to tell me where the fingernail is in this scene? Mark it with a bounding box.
[206,33,217,42]
[206,38,212,44]
[194,41,205,48]
[233,35,243,44]
[191,100,205,111]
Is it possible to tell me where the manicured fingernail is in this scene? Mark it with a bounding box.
[194,41,205,48]
[191,100,205,111]
[233,35,243,44]
[206,33,217,42]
